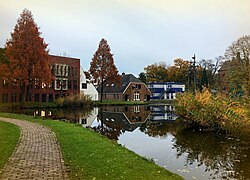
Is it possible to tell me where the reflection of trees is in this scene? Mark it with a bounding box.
[140,121,186,138]
[173,130,250,179]
[50,108,92,123]
[93,108,123,141]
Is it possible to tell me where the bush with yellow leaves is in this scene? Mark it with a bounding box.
[175,89,249,133]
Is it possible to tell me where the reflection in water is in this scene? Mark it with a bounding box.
[149,105,178,121]
[6,105,250,180]
[91,106,150,140]
[173,130,250,179]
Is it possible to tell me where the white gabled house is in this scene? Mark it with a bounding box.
[80,67,98,101]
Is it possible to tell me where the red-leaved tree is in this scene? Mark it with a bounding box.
[89,38,120,102]
[5,9,51,102]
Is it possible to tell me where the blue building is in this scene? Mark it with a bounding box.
[147,82,185,100]
[149,105,178,121]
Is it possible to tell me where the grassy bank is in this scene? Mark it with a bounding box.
[0,113,182,180]
[175,89,250,133]
[0,121,20,174]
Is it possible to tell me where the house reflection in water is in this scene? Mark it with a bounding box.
[32,108,98,127]
[90,106,151,140]
[149,105,178,122]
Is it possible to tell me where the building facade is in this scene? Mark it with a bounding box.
[0,55,80,103]
[80,67,98,101]
[97,73,151,101]
[147,82,185,100]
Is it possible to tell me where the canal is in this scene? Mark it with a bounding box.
[7,105,250,180]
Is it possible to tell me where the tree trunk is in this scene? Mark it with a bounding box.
[100,79,104,102]
[21,83,26,103]
[25,84,30,102]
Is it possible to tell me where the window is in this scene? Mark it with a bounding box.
[72,67,74,77]
[41,83,46,89]
[42,94,46,102]
[134,106,140,113]
[11,94,17,102]
[2,94,8,102]
[62,80,67,90]
[34,79,39,89]
[68,66,70,76]
[82,83,87,89]
[68,81,72,89]
[56,80,61,89]
[75,67,78,76]
[136,84,141,89]
[73,80,77,90]
[48,94,53,102]
[34,94,39,102]
[64,66,67,76]
[133,92,140,101]
[57,65,59,75]
[49,81,53,89]
[2,78,9,88]
[60,66,63,75]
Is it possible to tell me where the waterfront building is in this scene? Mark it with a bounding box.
[147,82,185,100]
[0,55,80,103]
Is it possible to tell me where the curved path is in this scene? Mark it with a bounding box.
[0,117,68,180]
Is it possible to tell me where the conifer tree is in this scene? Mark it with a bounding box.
[5,9,51,102]
[89,38,120,102]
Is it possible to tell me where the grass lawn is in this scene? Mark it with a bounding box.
[0,112,183,180]
[0,121,20,175]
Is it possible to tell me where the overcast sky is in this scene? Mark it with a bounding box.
[1,0,249,75]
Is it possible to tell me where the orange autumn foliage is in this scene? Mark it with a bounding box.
[5,9,52,101]
[89,38,121,102]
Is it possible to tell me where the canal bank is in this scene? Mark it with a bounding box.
[0,112,183,180]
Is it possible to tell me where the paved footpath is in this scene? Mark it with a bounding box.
[0,117,68,180]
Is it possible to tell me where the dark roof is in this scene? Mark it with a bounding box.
[97,74,143,93]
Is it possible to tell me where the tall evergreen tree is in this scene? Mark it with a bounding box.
[5,9,51,102]
[89,38,120,102]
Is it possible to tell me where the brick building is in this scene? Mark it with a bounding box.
[0,55,80,103]
[97,73,151,101]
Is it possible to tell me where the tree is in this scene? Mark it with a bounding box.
[89,38,120,102]
[198,57,222,90]
[168,58,189,84]
[5,9,51,102]
[138,72,147,83]
[200,68,208,90]
[144,62,168,82]
[224,35,250,96]
[0,48,10,77]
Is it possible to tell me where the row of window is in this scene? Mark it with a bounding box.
[51,64,78,77]
[1,79,78,90]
